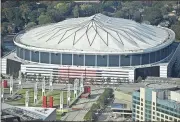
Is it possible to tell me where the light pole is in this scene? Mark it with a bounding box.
[34,82,38,104]
[25,90,29,107]
[18,70,22,89]
[60,91,63,113]
[67,84,71,107]
[10,76,13,95]
[49,73,53,91]
[42,77,45,96]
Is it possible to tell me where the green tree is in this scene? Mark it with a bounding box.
[38,8,46,14]
[54,2,69,15]
[25,22,37,30]
[28,10,39,23]
[46,8,64,22]
[73,5,79,18]
[20,4,31,24]
[1,22,9,36]
[134,11,142,23]
[80,4,94,16]
[38,14,53,25]
[161,7,168,15]
[84,110,93,121]
[3,8,15,23]
[14,8,24,32]
[171,22,180,40]
[114,10,124,18]
[91,103,100,112]
[143,7,163,25]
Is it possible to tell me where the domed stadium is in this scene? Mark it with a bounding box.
[5,13,178,82]
[14,13,175,67]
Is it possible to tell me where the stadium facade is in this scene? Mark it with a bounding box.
[2,14,180,82]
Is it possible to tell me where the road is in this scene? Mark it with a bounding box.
[62,88,104,121]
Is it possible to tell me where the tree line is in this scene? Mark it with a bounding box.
[2,1,180,44]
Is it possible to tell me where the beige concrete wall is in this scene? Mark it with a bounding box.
[170,91,180,102]
[114,90,132,102]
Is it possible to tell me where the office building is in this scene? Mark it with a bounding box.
[132,85,180,121]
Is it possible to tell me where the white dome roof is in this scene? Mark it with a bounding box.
[16,13,174,54]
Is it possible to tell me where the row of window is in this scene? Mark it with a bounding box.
[156,108,180,118]
[16,44,173,66]
[133,104,179,121]
[157,103,180,113]
[157,113,177,121]
[134,111,179,121]
[157,118,178,122]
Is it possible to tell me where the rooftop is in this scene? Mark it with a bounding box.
[133,88,180,111]
[111,103,125,109]
[1,103,56,121]
[146,83,178,90]
[14,13,175,54]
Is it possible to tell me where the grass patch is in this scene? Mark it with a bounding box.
[6,88,42,106]
[6,88,75,107]
[1,88,10,94]
[46,90,75,106]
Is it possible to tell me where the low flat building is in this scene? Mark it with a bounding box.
[111,103,132,115]
[1,103,56,121]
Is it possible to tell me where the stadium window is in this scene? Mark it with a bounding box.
[141,98,143,101]
[153,107,155,110]
[153,102,155,105]
[141,103,143,106]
